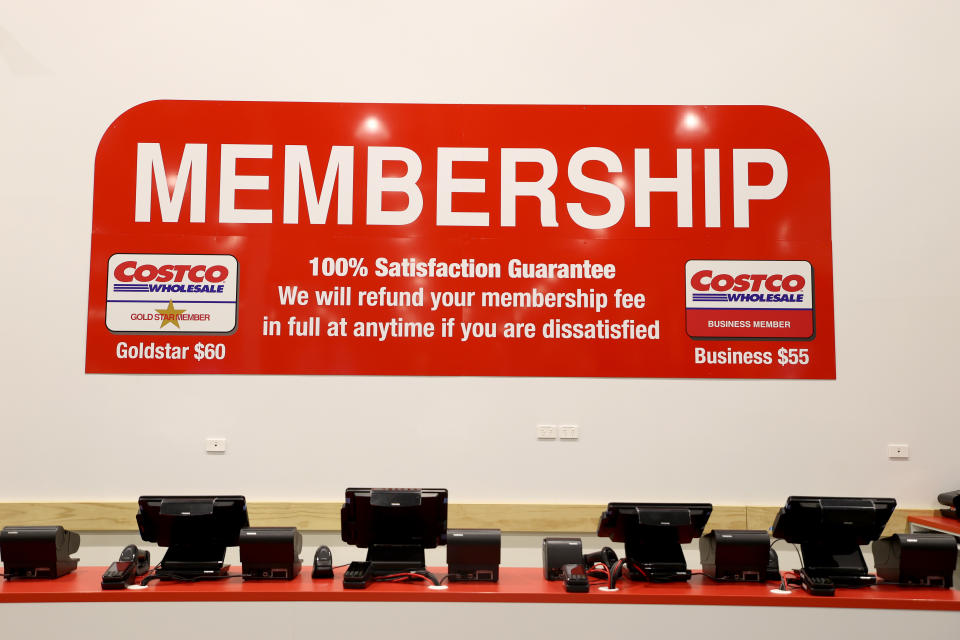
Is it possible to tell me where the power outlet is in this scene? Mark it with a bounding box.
[206,437,227,453]
[887,444,909,459]
[558,424,580,440]
[537,424,558,439]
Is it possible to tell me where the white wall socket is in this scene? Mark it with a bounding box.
[537,424,558,439]
[206,437,227,453]
[887,444,909,459]
[558,424,580,440]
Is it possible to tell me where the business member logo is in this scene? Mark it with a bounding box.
[105,253,238,334]
[685,260,813,339]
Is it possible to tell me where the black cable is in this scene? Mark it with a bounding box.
[768,538,803,564]
[373,570,441,587]
[414,570,442,586]
[768,541,804,590]
[412,570,442,586]
[607,558,625,590]
[699,572,732,583]
[767,539,789,590]
[144,563,161,579]
[607,558,648,590]
[586,563,610,580]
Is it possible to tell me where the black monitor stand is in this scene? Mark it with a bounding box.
[800,540,875,587]
[624,530,691,582]
[597,503,711,585]
[155,544,231,580]
[366,544,426,576]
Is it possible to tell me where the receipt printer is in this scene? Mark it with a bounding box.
[239,527,302,580]
[542,537,583,580]
[873,533,957,588]
[0,526,80,579]
[447,529,501,582]
[700,530,778,582]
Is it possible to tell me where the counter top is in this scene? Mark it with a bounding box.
[2,567,959,610]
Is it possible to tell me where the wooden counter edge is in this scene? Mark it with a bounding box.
[0,502,937,534]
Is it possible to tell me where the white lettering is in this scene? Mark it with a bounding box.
[634,148,692,227]
[283,145,354,224]
[366,146,423,225]
[566,147,625,229]
[135,143,207,223]
[219,144,272,223]
[436,147,488,226]
[500,148,558,227]
[704,149,720,228]
[733,149,788,227]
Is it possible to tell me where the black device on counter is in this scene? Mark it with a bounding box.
[340,488,447,585]
[239,527,302,580]
[136,495,249,581]
[938,491,960,519]
[446,528,501,582]
[873,533,957,588]
[772,496,896,595]
[101,545,151,589]
[542,537,583,580]
[0,526,81,579]
[312,545,334,579]
[562,563,589,592]
[801,574,837,596]
[597,502,712,582]
[343,560,374,589]
[700,530,778,582]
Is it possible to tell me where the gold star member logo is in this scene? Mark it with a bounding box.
[155,300,186,329]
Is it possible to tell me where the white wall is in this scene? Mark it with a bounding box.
[6,602,955,640]
[1,1,958,509]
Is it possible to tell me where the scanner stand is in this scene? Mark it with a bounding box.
[101,545,150,589]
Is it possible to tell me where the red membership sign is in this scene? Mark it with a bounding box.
[85,101,835,378]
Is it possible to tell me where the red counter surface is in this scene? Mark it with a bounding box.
[1,567,958,610]
[908,515,960,536]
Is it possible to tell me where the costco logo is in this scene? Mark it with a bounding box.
[685,260,813,339]
[106,253,238,334]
